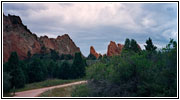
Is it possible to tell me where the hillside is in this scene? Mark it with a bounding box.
[3,14,81,62]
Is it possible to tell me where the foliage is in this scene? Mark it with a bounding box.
[46,60,58,78]
[5,52,25,89]
[130,39,141,53]
[87,53,96,60]
[123,38,141,53]
[58,61,71,79]
[3,72,11,93]
[60,54,74,60]
[27,58,46,83]
[124,38,131,50]
[39,85,75,97]
[71,84,91,97]
[27,51,31,59]
[84,39,177,97]
[98,55,102,60]
[50,49,59,61]
[71,52,86,79]
[144,37,157,52]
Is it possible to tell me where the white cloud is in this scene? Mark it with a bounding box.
[5,3,143,30]
[3,3,177,56]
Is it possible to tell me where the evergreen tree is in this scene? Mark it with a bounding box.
[7,52,25,88]
[58,61,71,79]
[28,58,45,83]
[98,55,102,60]
[144,37,157,52]
[50,49,59,61]
[47,60,57,78]
[41,45,46,54]
[130,39,141,53]
[124,38,131,50]
[71,52,86,78]
[11,68,25,88]
[87,53,96,60]
[3,72,11,93]
[27,51,31,59]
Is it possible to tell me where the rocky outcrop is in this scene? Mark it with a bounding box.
[90,40,141,57]
[107,41,124,56]
[3,14,81,62]
[117,43,124,54]
[39,34,80,55]
[90,46,99,58]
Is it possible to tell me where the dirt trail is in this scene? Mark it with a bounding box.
[13,80,87,97]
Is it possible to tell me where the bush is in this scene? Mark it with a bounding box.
[3,72,11,93]
[71,84,91,97]
[85,39,177,97]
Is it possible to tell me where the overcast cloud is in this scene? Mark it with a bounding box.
[3,3,177,56]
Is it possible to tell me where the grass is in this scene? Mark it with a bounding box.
[39,85,76,97]
[14,78,83,92]
[3,93,13,97]
[39,84,89,97]
[71,84,90,97]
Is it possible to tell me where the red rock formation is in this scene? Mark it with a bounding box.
[90,46,99,58]
[3,14,41,62]
[117,43,124,54]
[107,41,118,56]
[107,41,125,56]
[3,14,81,62]
[91,41,140,57]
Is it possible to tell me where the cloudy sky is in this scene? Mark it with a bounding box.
[3,2,177,56]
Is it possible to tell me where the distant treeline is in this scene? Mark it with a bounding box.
[3,51,87,93]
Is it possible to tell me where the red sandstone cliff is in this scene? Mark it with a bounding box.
[90,40,141,57]
[90,46,99,58]
[39,34,80,55]
[107,41,124,56]
[3,14,80,62]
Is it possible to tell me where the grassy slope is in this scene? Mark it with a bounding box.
[39,86,76,97]
[39,84,89,97]
[14,79,82,92]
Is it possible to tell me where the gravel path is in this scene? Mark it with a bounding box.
[13,80,87,97]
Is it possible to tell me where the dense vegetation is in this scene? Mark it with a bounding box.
[3,51,86,94]
[3,37,177,97]
[72,38,177,97]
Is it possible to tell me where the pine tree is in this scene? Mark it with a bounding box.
[71,52,86,79]
[124,38,131,50]
[28,58,45,83]
[27,51,31,59]
[130,39,140,53]
[87,53,96,60]
[8,52,25,88]
[144,38,157,52]
[58,61,71,79]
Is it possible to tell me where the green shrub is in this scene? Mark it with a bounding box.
[71,84,91,97]
[85,39,177,97]
[3,72,11,93]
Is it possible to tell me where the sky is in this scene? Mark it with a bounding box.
[3,2,177,56]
